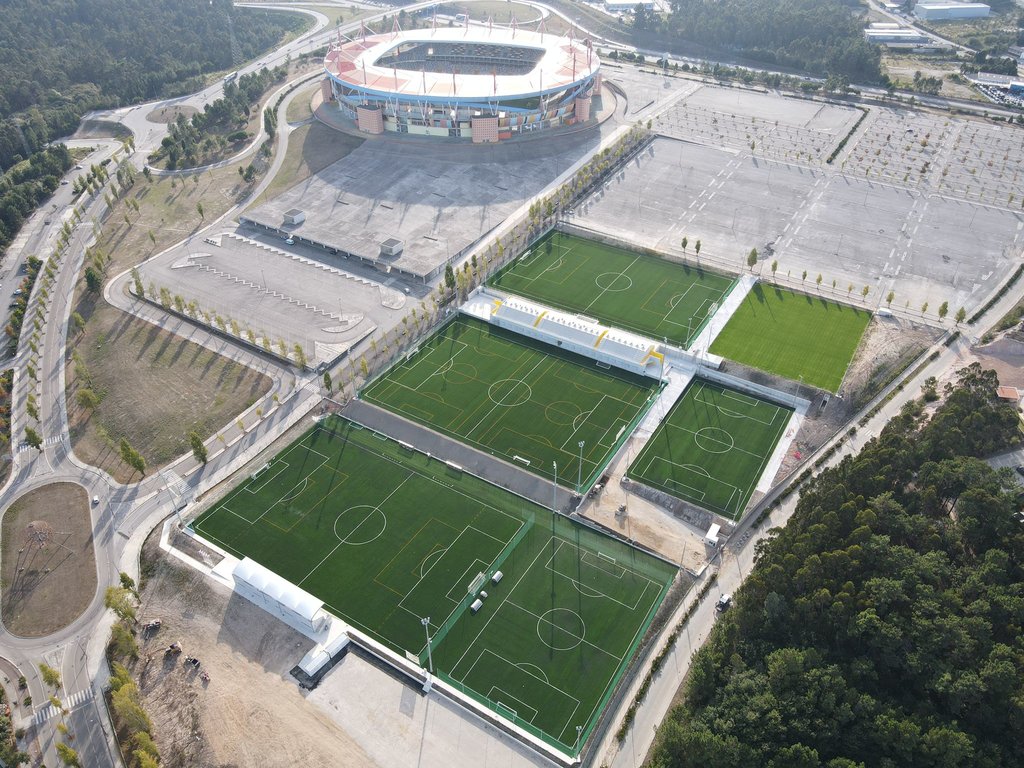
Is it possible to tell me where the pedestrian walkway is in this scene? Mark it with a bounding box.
[31,687,94,726]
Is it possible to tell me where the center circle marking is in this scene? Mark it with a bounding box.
[536,608,586,651]
[334,505,387,546]
[487,379,532,407]
[694,427,734,454]
[595,272,633,292]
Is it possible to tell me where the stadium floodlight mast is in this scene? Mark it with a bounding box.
[577,441,585,494]
[553,461,558,514]
[575,724,583,751]
[421,616,434,692]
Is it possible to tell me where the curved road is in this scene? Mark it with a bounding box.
[2,2,1019,766]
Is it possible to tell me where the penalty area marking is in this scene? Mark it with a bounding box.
[333,505,387,546]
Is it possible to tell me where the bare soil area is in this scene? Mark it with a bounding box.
[65,163,273,483]
[0,483,96,636]
[881,54,981,101]
[134,533,376,768]
[66,302,272,483]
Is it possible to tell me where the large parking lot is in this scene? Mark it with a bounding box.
[140,232,409,366]
[574,86,1024,315]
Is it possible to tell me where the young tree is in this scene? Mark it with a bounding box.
[323,371,333,392]
[938,300,949,320]
[746,248,758,270]
[39,663,62,691]
[196,202,204,220]
[76,388,100,411]
[84,266,101,293]
[444,264,456,291]
[816,274,823,290]
[861,285,870,301]
[801,270,808,283]
[130,268,144,297]
[104,586,137,624]
[24,427,43,451]
[56,743,81,767]
[922,301,929,315]
[886,290,895,307]
[770,260,778,281]
[188,431,208,464]
[955,306,966,324]
[71,311,86,336]
[694,240,701,257]
[681,236,688,252]
[293,343,307,368]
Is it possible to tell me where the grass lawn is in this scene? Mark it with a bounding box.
[709,284,871,392]
[66,161,273,482]
[1,483,96,636]
[66,301,272,482]
[361,316,660,488]
[193,417,677,755]
[490,231,736,348]
[629,379,792,520]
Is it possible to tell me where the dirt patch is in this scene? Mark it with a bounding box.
[98,163,256,276]
[881,53,981,102]
[146,105,200,124]
[133,532,376,768]
[959,333,1024,390]
[66,301,272,483]
[0,483,97,637]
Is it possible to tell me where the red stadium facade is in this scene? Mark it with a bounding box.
[322,24,602,142]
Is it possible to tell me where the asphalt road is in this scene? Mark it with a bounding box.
[0,2,1021,766]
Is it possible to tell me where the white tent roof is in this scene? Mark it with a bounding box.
[233,557,324,622]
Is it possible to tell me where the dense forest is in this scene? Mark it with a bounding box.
[0,0,306,170]
[0,0,305,261]
[651,364,1024,768]
[634,0,883,83]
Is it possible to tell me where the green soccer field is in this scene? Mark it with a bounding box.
[708,284,871,393]
[628,378,793,520]
[192,418,677,755]
[361,316,661,489]
[488,231,737,348]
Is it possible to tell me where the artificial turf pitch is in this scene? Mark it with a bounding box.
[361,315,660,488]
[192,417,677,754]
[488,231,736,348]
[629,378,793,520]
[708,284,871,393]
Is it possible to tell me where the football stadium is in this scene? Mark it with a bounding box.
[321,24,601,141]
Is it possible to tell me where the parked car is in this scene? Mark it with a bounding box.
[716,593,732,612]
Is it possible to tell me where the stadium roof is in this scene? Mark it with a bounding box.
[233,557,324,622]
[326,26,599,103]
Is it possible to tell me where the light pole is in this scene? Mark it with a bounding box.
[421,616,434,687]
[576,441,585,494]
[552,461,558,514]
[575,724,583,752]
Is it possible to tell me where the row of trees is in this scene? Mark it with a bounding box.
[650,363,1024,767]
[148,65,287,170]
[624,0,884,83]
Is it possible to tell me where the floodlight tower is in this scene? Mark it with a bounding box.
[421,616,434,692]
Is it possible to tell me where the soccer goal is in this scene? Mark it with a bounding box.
[468,571,487,595]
